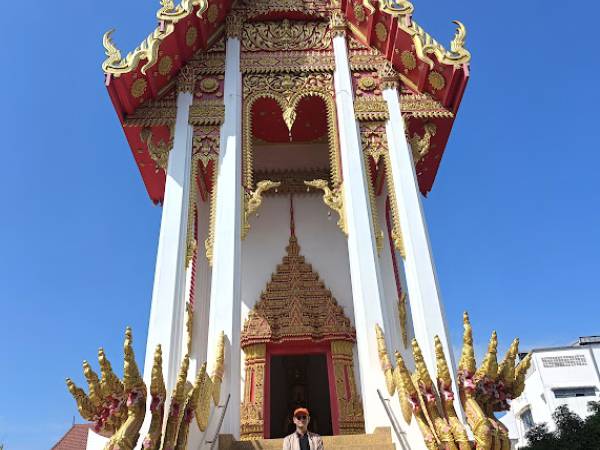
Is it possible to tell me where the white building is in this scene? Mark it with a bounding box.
[503,337,600,448]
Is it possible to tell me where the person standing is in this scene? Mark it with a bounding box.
[283,408,324,450]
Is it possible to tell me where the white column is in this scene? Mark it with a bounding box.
[382,86,462,415]
[143,87,194,392]
[204,31,242,438]
[332,33,390,432]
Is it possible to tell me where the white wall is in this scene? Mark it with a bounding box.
[241,194,355,323]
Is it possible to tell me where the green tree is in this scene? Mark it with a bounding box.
[522,401,600,450]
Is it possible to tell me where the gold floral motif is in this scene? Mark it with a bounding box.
[199,77,219,93]
[354,97,389,121]
[124,97,177,127]
[242,20,331,52]
[375,22,388,42]
[186,26,198,47]
[354,4,366,22]
[400,50,417,71]
[400,93,453,118]
[206,3,219,23]
[158,55,173,76]
[242,180,281,240]
[189,100,225,125]
[131,78,147,98]
[358,75,377,92]
[241,52,335,74]
[428,71,446,92]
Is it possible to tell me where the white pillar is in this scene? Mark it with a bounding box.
[143,86,194,392]
[204,29,242,438]
[382,86,462,415]
[332,33,390,432]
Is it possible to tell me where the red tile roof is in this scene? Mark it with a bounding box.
[51,424,93,450]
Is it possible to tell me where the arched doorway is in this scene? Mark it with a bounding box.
[240,228,365,440]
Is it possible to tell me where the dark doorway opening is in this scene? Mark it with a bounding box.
[269,354,333,439]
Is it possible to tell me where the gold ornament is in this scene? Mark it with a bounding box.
[206,3,219,23]
[140,127,173,173]
[242,20,331,52]
[409,123,437,162]
[131,78,147,98]
[305,179,347,235]
[199,77,219,93]
[158,55,173,76]
[428,71,446,92]
[242,180,281,240]
[358,75,377,92]
[401,50,417,71]
[186,26,198,47]
[375,22,388,42]
[354,4,366,23]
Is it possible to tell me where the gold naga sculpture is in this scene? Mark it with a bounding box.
[377,313,532,450]
[66,328,225,450]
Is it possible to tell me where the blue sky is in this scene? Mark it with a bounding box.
[1,1,598,449]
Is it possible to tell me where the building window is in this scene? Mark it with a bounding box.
[520,408,535,431]
[541,354,587,368]
[553,387,597,399]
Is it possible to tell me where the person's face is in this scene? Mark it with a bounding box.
[293,414,310,431]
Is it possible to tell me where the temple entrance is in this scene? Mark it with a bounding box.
[269,354,333,438]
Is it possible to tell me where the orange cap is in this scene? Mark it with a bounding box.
[293,407,309,417]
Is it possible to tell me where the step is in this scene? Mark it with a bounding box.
[220,427,395,450]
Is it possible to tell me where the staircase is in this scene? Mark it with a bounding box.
[219,427,395,450]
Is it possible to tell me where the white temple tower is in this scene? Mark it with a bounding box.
[95,1,473,448]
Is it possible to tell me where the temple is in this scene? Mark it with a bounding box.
[66,1,537,449]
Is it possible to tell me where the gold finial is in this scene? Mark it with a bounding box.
[411,339,433,388]
[66,378,96,421]
[497,338,519,389]
[514,353,532,397]
[98,347,123,399]
[459,312,476,374]
[394,351,416,424]
[83,360,103,407]
[434,336,452,388]
[123,327,144,391]
[379,0,414,16]
[475,331,499,381]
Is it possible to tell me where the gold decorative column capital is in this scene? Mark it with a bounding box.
[330,9,347,37]
[226,13,246,40]
[378,62,399,90]
[177,65,197,93]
